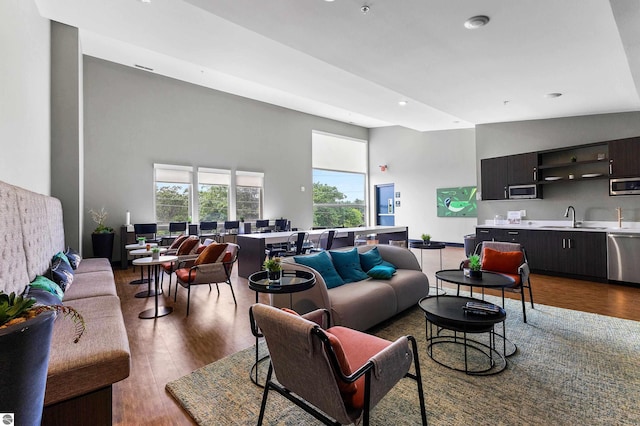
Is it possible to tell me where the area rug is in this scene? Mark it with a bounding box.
[166,296,640,425]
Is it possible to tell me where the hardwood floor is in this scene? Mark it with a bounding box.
[110,246,640,425]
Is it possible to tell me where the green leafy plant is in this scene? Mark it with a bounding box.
[0,291,85,343]
[468,254,481,271]
[421,233,431,242]
[263,257,282,272]
[89,207,114,234]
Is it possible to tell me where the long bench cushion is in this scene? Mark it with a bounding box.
[62,270,118,301]
[74,258,113,274]
[328,280,397,331]
[45,295,131,405]
[0,182,30,294]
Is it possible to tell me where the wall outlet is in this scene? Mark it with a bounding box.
[520,209,526,218]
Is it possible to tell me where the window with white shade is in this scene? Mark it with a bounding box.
[312,132,367,228]
[236,171,264,221]
[198,168,230,222]
[154,164,193,224]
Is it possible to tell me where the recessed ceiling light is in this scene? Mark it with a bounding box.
[398,100,408,106]
[324,0,335,2]
[545,93,563,98]
[140,0,151,3]
[464,15,490,29]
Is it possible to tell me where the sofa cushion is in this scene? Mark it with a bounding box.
[329,281,397,331]
[62,271,118,301]
[30,275,64,302]
[330,248,369,283]
[358,246,396,272]
[64,247,82,270]
[367,264,396,279]
[294,251,344,289]
[51,257,74,292]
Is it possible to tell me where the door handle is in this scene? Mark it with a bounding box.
[562,238,566,249]
[609,160,613,175]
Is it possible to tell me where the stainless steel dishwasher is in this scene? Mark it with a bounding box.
[607,233,640,284]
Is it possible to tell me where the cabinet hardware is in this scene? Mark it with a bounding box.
[562,238,566,249]
[504,187,507,199]
[533,169,537,181]
[508,231,519,235]
[609,160,613,175]
[479,230,489,234]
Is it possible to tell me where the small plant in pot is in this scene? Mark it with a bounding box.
[263,257,282,284]
[468,254,482,279]
[421,233,431,245]
[89,207,115,260]
[151,247,161,260]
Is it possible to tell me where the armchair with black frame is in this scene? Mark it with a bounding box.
[173,243,239,316]
[249,303,427,426]
[460,240,534,323]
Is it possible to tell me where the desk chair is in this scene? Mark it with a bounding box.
[274,219,289,232]
[255,219,270,233]
[199,221,218,240]
[310,230,335,252]
[250,304,427,426]
[222,220,240,243]
[134,223,161,244]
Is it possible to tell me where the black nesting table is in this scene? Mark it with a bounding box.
[248,269,316,387]
[419,295,507,375]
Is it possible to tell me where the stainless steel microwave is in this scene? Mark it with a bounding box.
[508,184,537,199]
[610,177,640,195]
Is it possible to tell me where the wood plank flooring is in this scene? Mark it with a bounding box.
[110,246,640,425]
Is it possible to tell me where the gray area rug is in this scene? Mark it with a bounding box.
[166,295,640,425]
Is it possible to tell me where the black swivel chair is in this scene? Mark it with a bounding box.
[199,221,218,240]
[134,223,161,244]
[222,220,240,243]
[162,221,187,245]
[274,219,288,232]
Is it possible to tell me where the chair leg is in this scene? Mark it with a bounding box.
[215,283,220,295]
[527,278,534,308]
[257,364,274,426]
[174,284,178,302]
[228,280,237,305]
[408,336,428,425]
[520,286,527,323]
[186,286,191,316]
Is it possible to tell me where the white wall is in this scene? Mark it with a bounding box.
[369,126,477,244]
[0,0,50,193]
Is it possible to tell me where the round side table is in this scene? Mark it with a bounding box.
[410,241,446,295]
[132,255,177,319]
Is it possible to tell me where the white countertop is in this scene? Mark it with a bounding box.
[479,220,640,234]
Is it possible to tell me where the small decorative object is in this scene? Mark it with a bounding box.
[568,174,575,180]
[263,257,282,285]
[146,243,151,251]
[570,155,577,162]
[421,233,431,245]
[468,254,482,279]
[597,153,606,161]
[151,247,160,260]
[89,207,115,260]
[137,237,146,246]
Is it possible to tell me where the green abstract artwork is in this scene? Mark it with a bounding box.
[437,186,477,217]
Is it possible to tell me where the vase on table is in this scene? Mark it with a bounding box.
[469,269,482,279]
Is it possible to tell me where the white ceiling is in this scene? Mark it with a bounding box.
[35,0,640,132]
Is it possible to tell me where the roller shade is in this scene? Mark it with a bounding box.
[312,132,367,173]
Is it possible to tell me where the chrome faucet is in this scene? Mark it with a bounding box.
[564,205,576,228]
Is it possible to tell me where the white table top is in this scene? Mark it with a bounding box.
[237,225,407,244]
[129,247,168,256]
[126,242,158,250]
[132,255,178,266]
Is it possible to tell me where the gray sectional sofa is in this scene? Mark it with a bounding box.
[277,244,430,331]
[0,180,130,425]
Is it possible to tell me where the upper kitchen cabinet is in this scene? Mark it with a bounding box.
[537,142,609,183]
[507,152,539,185]
[481,156,509,200]
[481,153,538,200]
[609,137,640,178]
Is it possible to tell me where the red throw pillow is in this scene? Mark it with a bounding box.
[194,243,228,265]
[323,330,358,404]
[482,247,523,274]
[177,236,200,255]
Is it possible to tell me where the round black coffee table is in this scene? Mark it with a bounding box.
[248,269,316,387]
[419,295,507,375]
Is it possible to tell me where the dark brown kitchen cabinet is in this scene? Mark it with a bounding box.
[524,230,607,279]
[508,152,538,185]
[481,157,508,200]
[609,137,640,178]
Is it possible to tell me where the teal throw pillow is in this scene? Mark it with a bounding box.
[30,275,64,302]
[359,247,397,272]
[367,265,396,279]
[294,251,345,289]
[329,248,369,283]
[52,251,71,268]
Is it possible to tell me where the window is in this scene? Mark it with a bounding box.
[312,132,367,228]
[198,168,230,222]
[154,164,193,224]
[236,171,264,221]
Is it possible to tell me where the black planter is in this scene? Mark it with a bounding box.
[92,232,115,261]
[0,311,56,426]
[469,269,483,279]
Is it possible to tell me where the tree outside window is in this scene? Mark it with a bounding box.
[313,170,365,228]
[199,184,228,222]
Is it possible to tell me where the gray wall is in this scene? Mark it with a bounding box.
[51,21,83,250]
[83,56,368,259]
[476,112,640,224]
[0,0,50,194]
[369,126,477,244]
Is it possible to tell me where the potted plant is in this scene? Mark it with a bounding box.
[90,207,115,261]
[421,233,431,245]
[263,257,282,284]
[468,254,482,279]
[151,247,161,260]
[0,291,85,425]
